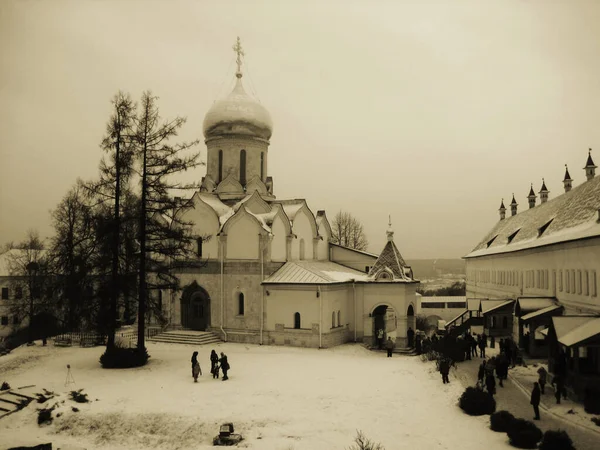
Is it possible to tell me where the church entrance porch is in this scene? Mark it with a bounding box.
[372,304,397,349]
[180,282,211,331]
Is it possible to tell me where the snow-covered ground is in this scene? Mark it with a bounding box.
[0,341,515,450]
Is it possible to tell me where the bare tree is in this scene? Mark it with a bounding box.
[331,210,369,251]
[133,91,202,353]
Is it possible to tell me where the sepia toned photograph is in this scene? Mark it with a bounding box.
[0,1,599,449]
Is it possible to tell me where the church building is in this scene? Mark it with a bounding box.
[161,39,420,348]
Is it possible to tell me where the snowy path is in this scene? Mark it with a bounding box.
[453,356,600,450]
[0,341,517,450]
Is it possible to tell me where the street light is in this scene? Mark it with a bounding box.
[26,261,39,345]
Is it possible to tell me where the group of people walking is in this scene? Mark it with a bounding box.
[191,349,230,382]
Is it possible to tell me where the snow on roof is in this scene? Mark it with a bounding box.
[465,175,600,258]
[516,297,557,314]
[558,317,600,347]
[521,304,563,322]
[246,208,273,234]
[197,192,231,217]
[481,299,514,314]
[263,260,368,284]
[330,243,378,258]
[467,299,482,311]
[272,199,305,221]
[551,316,597,341]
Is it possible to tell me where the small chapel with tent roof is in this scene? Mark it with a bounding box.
[161,38,420,349]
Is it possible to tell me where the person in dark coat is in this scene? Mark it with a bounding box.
[191,351,201,382]
[439,358,450,384]
[485,373,496,397]
[415,334,422,355]
[471,334,478,357]
[552,374,567,404]
[496,353,508,387]
[537,366,547,394]
[219,352,230,381]
[210,349,219,377]
[479,333,487,358]
[407,328,415,348]
[385,337,394,357]
[477,360,487,386]
[531,382,541,420]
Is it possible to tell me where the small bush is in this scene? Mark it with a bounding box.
[36,389,56,404]
[347,430,385,450]
[539,429,575,450]
[70,389,89,403]
[1,381,10,391]
[459,386,496,416]
[37,406,56,425]
[100,345,150,368]
[584,388,600,414]
[490,410,515,432]
[507,419,543,449]
[591,417,600,427]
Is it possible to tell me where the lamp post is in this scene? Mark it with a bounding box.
[26,261,39,344]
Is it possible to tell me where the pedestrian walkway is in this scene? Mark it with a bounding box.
[452,355,600,450]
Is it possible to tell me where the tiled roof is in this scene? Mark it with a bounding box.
[465,175,600,258]
[263,260,368,284]
[368,240,411,280]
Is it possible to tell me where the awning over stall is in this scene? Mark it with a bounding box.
[516,297,557,315]
[551,316,600,347]
[521,304,563,322]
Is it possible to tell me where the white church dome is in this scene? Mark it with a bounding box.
[203,77,273,141]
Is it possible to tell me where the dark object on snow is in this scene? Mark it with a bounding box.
[459,386,496,416]
[584,387,600,414]
[72,406,79,412]
[70,389,89,403]
[1,381,10,391]
[507,418,543,449]
[213,422,243,446]
[539,429,575,450]
[100,346,149,368]
[490,410,515,432]
[37,406,55,425]
[591,417,600,427]
[7,444,52,449]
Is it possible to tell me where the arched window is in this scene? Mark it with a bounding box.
[240,149,246,185]
[294,312,301,329]
[337,310,341,328]
[502,316,508,329]
[196,237,203,258]
[299,238,305,260]
[238,293,245,316]
[332,311,336,328]
[407,305,414,316]
[260,152,264,181]
[218,150,223,183]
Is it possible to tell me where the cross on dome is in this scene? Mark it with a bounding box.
[387,215,394,242]
[233,36,245,79]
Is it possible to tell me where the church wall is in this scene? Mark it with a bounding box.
[206,137,269,185]
[264,286,320,330]
[271,217,287,262]
[330,245,377,273]
[178,203,220,259]
[290,211,315,261]
[317,229,330,261]
[226,215,261,259]
[465,238,600,314]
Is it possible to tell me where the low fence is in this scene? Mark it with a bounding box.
[54,326,164,348]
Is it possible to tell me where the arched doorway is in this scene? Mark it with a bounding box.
[180,282,211,331]
[372,304,396,348]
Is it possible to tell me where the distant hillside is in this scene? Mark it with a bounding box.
[406,259,466,279]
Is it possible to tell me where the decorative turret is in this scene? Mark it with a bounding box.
[527,184,537,209]
[498,199,506,220]
[563,164,573,193]
[386,215,394,242]
[539,178,549,204]
[584,148,597,181]
[510,194,518,216]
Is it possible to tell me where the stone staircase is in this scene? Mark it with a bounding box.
[368,346,418,356]
[148,330,222,346]
[0,386,36,419]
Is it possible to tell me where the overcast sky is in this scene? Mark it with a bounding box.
[1,0,599,259]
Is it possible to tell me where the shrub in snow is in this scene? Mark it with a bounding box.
[459,387,496,416]
[584,387,600,414]
[591,417,600,427]
[1,381,10,391]
[506,418,543,449]
[347,430,385,450]
[100,345,149,368]
[38,405,56,425]
[538,429,575,450]
[36,389,56,404]
[490,410,515,432]
[70,389,89,403]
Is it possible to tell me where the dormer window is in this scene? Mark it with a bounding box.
[538,218,554,237]
[486,235,498,248]
[507,229,520,244]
